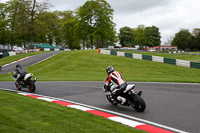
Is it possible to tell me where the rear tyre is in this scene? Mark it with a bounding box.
[106,95,118,106]
[28,80,36,92]
[130,94,146,112]
[15,82,22,91]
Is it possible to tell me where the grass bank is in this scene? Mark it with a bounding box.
[123,51,200,62]
[0,90,144,133]
[0,51,49,66]
[0,50,200,82]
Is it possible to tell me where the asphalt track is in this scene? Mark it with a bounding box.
[0,52,200,133]
[0,51,62,75]
[1,81,200,133]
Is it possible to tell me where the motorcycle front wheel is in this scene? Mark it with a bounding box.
[15,82,22,91]
[28,80,36,92]
[130,94,146,112]
[106,95,118,106]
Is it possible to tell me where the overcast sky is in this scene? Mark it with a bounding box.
[1,0,200,45]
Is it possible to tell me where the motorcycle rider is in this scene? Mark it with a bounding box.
[105,66,127,105]
[13,64,27,82]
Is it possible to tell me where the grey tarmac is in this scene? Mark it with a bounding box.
[0,81,200,133]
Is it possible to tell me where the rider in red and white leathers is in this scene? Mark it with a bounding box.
[105,66,127,104]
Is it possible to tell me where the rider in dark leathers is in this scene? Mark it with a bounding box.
[13,64,27,82]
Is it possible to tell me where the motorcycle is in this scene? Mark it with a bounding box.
[13,73,37,92]
[102,83,146,112]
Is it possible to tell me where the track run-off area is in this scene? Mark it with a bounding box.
[0,51,200,133]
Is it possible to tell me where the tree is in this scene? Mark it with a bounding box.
[171,29,193,50]
[133,25,147,49]
[76,0,116,49]
[60,11,80,49]
[0,3,10,46]
[34,11,59,45]
[6,0,50,48]
[145,26,161,47]
[92,0,116,48]
[119,26,134,47]
[192,28,200,50]
[25,0,49,46]
[6,0,21,47]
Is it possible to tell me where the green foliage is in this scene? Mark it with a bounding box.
[171,28,200,50]
[1,0,117,50]
[171,29,193,50]
[132,25,161,49]
[119,26,134,47]
[133,25,147,48]
[0,3,10,45]
[34,12,58,45]
[76,0,117,49]
[4,0,49,47]
[145,26,161,47]
[60,11,81,49]
[191,28,200,50]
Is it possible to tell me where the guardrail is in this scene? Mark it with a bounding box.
[0,48,71,58]
[98,49,200,69]
[0,49,40,58]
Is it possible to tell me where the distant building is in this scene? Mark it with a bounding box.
[147,46,177,52]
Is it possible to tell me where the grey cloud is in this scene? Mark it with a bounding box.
[107,0,173,15]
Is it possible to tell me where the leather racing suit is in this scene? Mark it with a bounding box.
[105,71,127,104]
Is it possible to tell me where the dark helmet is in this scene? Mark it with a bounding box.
[106,66,114,74]
[16,64,22,69]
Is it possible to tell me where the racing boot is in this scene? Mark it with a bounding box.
[117,96,126,105]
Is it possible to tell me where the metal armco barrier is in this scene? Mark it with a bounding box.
[99,49,200,69]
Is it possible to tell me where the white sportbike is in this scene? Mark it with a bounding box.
[102,83,146,112]
[13,73,37,92]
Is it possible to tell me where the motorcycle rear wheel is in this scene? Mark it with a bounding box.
[28,80,36,92]
[130,94,146,112]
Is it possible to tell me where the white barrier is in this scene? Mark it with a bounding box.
[176,59,190,67]
[117,52,125,57]
[100,49,111,55]
[8,52,16,56]
[152,56,164,63]
[44,48,50,51]
[133,53,142,60]
[64,49,71,51]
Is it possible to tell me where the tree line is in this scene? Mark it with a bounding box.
[1,0,200,50]
[171,28,200,51]
[0,0,116,50]
[119,25,161,49]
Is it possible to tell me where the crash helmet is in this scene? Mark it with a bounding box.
[16,64,22,69]
[106,66,114,74]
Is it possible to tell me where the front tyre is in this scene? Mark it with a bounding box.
[106,95,118,106]
[15,82,22,91]
[28,80,36,92]
[130,94,146,112]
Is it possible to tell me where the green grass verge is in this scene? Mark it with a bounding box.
[0,50,200,82]
[123,51,200,62]
[0,51,49,66]
[0,90,144,133]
